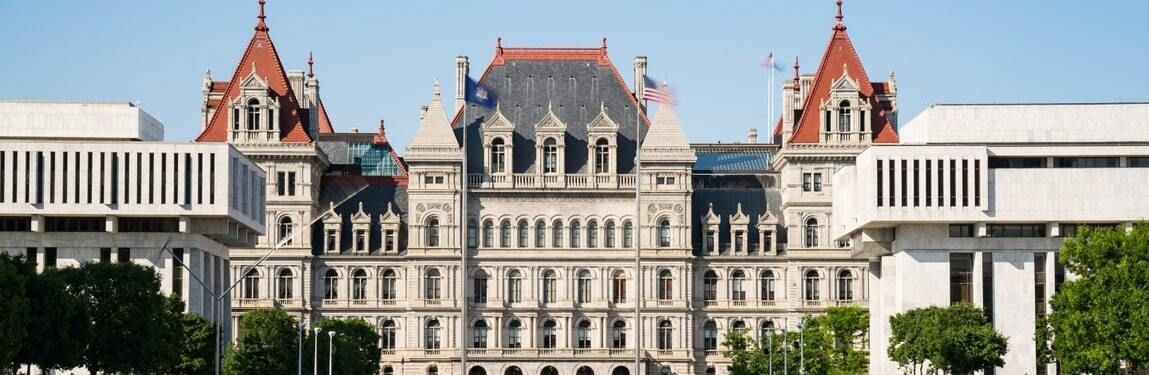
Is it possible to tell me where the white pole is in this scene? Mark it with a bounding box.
[460,81,470,375]
[327,331,336,375]
[633,84,644,374]
[769,50,775,144]
[313,327,322,375]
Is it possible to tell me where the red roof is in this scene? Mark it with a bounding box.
[316,98,334,134]
[788,8,898,144]
[195,3,312,143]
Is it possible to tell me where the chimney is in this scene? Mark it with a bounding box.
[349,128,359,134]
[455,56,469,115]
[747,128,758,144]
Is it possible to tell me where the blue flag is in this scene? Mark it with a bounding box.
[465,76,497,108]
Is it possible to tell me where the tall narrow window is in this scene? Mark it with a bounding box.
[837,100,851,135]
[611,321,627,348]
[836,270,854,301]
[703,271,718,302]
[246,99,260,131]
[426,218,440,247]
[962,159,969,206]
[731,270,747,301]
[473,271,488,303]
[325,229,338,253]
[500,220,512,248]
[352,269,368,301]
[1035,252,1048,317]
[323,269,338,300]
[543,138,558,174]
[901,159,908,206]
[877,160,884,206]
[595,138,610,174]
[804,218,819,248]
[507,320,522,348]
[517,220,529,248]
[622,221,634,248]
[171,248,183,296]
[381,320,396,349]
[354,229,366,252]
[277,216,294,246]
[658,219,671,247]
[974,160,981,206]
[587,221,599,248]
[576,270,592,303]
[703,321,718,351]
[552,221,564,248]
[482,220,494,248]
[983,253,995,323]
[541,270,557,303]
[657,270,673,300]
[535,220,546,248]
[950,253,974,304]
[950,159,957,206]
[472,321,488,348]
[804,270,821,301]
[542,320,557,349]
[467,220,478,248]
[425,320,441,349]
[242,269,260,299]
[913,159,920,206]
[760,270,776,301]
[490,138,506,173]
[576,321,592,349]
[425,269,442,301]
[657,320,673,350]
[611,271,627,303]
[381,269,397,301]
[570,220,581,248]
[925,159,932,207]
[277,268,294,300]
[507,270,523,303]
[605,221,616,248]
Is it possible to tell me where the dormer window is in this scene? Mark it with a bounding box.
[595,138,610,174]
[837,100,851,134]
[543,138,558,174]
[246,98,261,131]
[490,138,507,173]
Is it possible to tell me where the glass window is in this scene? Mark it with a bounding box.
[482,220,494,248]
[500,220,512,248]
[324,269,338,300]
[570,220,581,248]
[657,320,673,350]
[950,253,974,304]
[837,100,851,133]
[426,218,440,247]
[473,272,488,304]
[658,219,671,247]
[552,221,563,248]
[507,270,523,303]
[623,221,634,248]
[611,271,627,303]
[242,269,260,299]
[760,270,776,301]
[703,271,718,302]
[804,270,821,301]
[490,138,507,173]
[836,270,854,301]
[277,216,294,245]
[605,221,616,248]
[731,270,747,301]
[246,98,260,131]
[595,138,610,174]
[804,218,819,247]
[987,224,1046,238]
[703,321,718,351]
[949,224,975,238]
[541,270,557,303]
[507,320,522,348]
[381,320,396,349]
[517,220,529,248]
[1054,157,1119,168]
[425,269,442,301]
[472,321,488,348]
[352,269,368,300]
[588,221,599,248]
[381,269,397,300]
[576,321,592,349]
[577,270,592,304]
[346,142,404,176]
[467,220,478,248]
[611,321,627,348]
[542,320,557,349]
[276,269,293,300]
[543,138,558,174]
[425,320,441,349]
[657,270,673,300]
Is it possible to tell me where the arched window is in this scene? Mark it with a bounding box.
[703,270,718,302]
[500,220,512,248]
[731,320,747,331]
[490,138,506,173]
[804,218,819,248]
[428,366,439,375]
[482,220,494,248]
[731,270,747,301]
[381,320,396,349]
[246,98,260,131]
[504,367,522,375]
[804,269,822,301]
[541,270,557,303]
[381,269,398,300]
[535,220,546,247]
[760,270,776,301]
[657,320,673,350]
[576,270,592,304]
[469,367,487,375]
[323,269,338,300]
[612,367,630,375]
[507,320,522,348]
[838,100,852,133]
[473,270,488,304]
[277,216,294,245]
[425,319,441,349]
[426,218,440,247]
[242,269,260,299]
[576,320,592,349]
[837,269,855,301]
[570,220,581,248]
[543,138,558,174]
[507,270,523,303]
[425,269,442,301]
[658,270,673,300]
[587,221,599,248]
[611,271,627,303]
[605,221,616,248]
[760,320,775,342]
[552,220,564,248]
[706,367,716,375]
[467,220,477,248]
[517,220,529,248]
[541,367,559,375]
[595,138,611,174]
[658,219,671,247]
[472,320,488,348]
[541,320,557,349]
[611,320,627,348]
[276,268,293,300]
[577,367,595,375]
[352,269,368,301]
[622,221,634,248]
[703,321,718,351]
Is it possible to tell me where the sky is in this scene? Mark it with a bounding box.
[1,0,1146,150]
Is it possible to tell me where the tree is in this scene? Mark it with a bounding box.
[13,267,91,372]
[1048,223,1149,374]
[0,254,30,368]
[58,261,181,374]
[302,318,382,375]
[170,297,216,375]
[816,306,869,374]
[888,304,1007,374]
[722,316,835,375]
[223,308,299,375]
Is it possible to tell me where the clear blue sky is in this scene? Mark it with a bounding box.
[1,0,1145,149]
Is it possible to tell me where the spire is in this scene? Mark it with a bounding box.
[834,0,847,31]
[406,80,462,160]
[255,0,269,32]
[307,52,314,78]
[496,36,503,55]
[641,103,696,163]
[793,56,801,91]
[601,37,608,55]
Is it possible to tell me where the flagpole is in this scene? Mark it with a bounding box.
[634,80,644,375]
[769,50,775,143]
[460,78,469,374]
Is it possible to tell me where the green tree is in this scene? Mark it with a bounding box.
[302,318,382,375]
[169,297,215,375]
[0,254,30,368]
[58,261,181,374]
[888,304,1007,375]
[13,267,91,372]
[816,306,869,374]
[722,317,835,375]
[1048,223,1149,374]
[223,308,300,375]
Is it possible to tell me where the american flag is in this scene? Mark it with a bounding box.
[642,75,677,105]
[762,52,784,72]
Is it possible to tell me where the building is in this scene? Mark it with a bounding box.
[833,102,1149,374]
[0,99,265,336]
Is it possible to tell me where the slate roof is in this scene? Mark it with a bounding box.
[311,176,408,254]
[690,177,783,254]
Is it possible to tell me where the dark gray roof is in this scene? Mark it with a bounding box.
[691,175,783,254]
[311,177,408,254]
[454,58,649,174]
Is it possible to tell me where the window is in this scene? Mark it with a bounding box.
[949,224,975,238]
[275,171,296,196]
[426,218,440,247]
[657,270,673,300]
[507,270,523,303]
[242,269,260,299]
[472,321,488,348]
[576,270,592,303]
[354,229,367,252]
[44,248,57,269]
[277,217,294,245]
[425,320,441,349]
[423,175,445,184]
[535,220,546,247]
[1129,157,1149,167]
[325,229,338,252]
[734,231,744,252]
[703,271,718,302]
[1054,157,1119,168]
[543,138,558,174]
[385,231,396,252]
[703,321,718,351]
[611,271,627,303]
[570,220,581,248]
[576,321,592,348]
[657,320,673,350]
[381,269,397,301]
[1035,252,1048,317]
[837,270,854,301]
[950,253,974,304]
[324,269,338,300]
[658,219,671,247]
[467,220,477,248]
[381,320,396,349]
[507,320,522,348]
[804,218,819,247]
[983,253,995,323]
[552,221,564,248]
[117,247,130,263]
[482,220,494,248]
[656,175,676,185]
[613,368,629,375]
[542,367,559,375]
[490,138,507,173]
[760,270,776,301]
[988,224,1046,238]
[578,367,595,375]
[470,368,487,375]
[171,248,183,296]
[276,269,294,300]
[472,271,488,303]
[541,270,557,303]
[837,100,851,133]
[428,366,439,375]
[705,231,715,253]
[877,160,884,206]
[605,221,616,248]
[611,321,627,348]
[587,221,599,248]
[542,320,557,349]
[988,157,1046,169]
[731,270,747,301]
[804,270,821,301]
[622,221,634,248]
[246,99,260,131]
[595,138,610,174]
[425,269,442,301]
[517,220,528,248]
[352,269,368,301]
[500,220,512,248]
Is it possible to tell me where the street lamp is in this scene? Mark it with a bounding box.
[297,322,306,375]
[798,322,806,375]
[782,328,788,375]
[764,329,774,375]
[327,331,336,375]
[313,327,322,375]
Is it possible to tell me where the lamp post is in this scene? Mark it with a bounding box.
[298,322,306,375]
[782,328,788,375]
[313,327,322,375]
[766,329,774,375]
[327,331,336,375]
[798,322,806,375]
